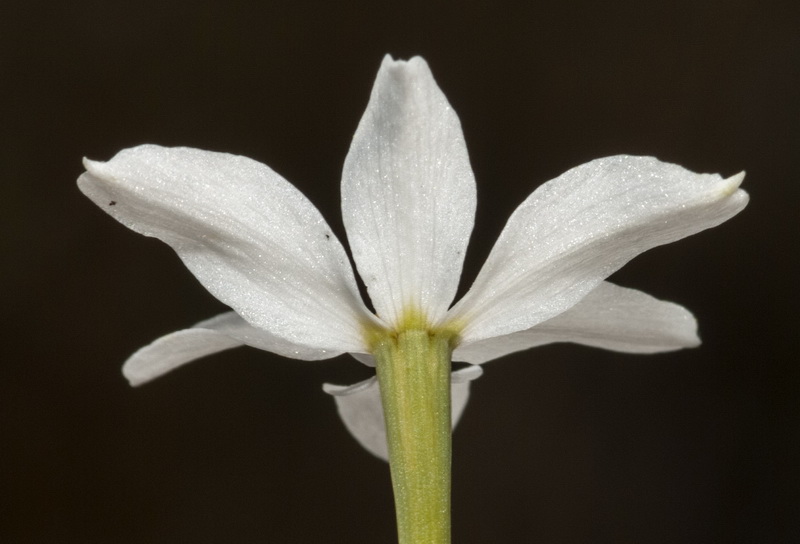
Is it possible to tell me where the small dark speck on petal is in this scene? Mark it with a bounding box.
[108,201,117,206]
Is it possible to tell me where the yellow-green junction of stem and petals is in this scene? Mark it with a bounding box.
[363,308,463,544]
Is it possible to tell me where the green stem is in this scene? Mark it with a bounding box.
[373,329,453,544]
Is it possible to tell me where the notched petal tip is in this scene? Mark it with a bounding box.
[379,53,429,70]
[374,55,436,101]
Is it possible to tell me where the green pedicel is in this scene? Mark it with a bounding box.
[367,310,460,544]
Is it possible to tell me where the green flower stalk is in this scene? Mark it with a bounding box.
[369,313,460,544]
[78,55,748,543]
[375,331,452,543]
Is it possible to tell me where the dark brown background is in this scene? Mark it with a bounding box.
[2,1,797,542]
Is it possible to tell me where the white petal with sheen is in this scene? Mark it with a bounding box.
[78,145,374,354]
[323,366,483,460]
[123,314,241,386]
[453,282,699,364]
[123,312,342,386]
[342,56,476,327]
[448,156,747,343]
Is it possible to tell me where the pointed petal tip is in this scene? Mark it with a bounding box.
[720,170,747,199]
[77,158,102,190]
[78,157,118,197]
[81,154,121,177]
[698,170,747,213]
[729,170,746,185]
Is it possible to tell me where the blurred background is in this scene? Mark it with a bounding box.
[2,0,797,542]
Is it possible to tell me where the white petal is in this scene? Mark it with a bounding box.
[123,312,340,386]
[448,156,748,343]
[122,314,241,387]
[453,282,699,364]
[323,366,483,461]
[341,56,477,327]
[78,145,374,354]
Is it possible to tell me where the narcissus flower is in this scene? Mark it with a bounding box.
[78,55,748,461]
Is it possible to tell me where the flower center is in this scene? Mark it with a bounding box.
[362,306,462,353]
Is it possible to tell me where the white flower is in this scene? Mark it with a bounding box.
[78,55,748,460]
